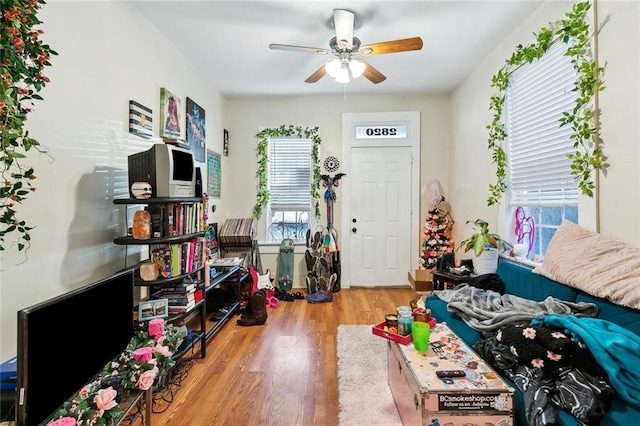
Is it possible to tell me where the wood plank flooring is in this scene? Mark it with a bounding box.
[145,287,415,426]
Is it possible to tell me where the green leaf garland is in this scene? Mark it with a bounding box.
[486,0,605,206]
[1,0,57,253]
[253,125,321,219]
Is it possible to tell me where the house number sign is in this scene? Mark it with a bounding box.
[355,125,407,139]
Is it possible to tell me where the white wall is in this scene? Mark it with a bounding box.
[4,0,637,363]
[449,0,640,257]
[0,1,227,361]
[225,95,451,286]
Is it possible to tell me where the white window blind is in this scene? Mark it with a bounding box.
[268,138,312,211]
[507,41,579,206]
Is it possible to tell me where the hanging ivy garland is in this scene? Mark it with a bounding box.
[253,125,322,219]
[486,0,605,206]
[1,0,57,253]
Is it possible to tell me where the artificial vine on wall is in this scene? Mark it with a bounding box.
[253,125,322,219]
[486,0,605,206]
[0,0,57,252]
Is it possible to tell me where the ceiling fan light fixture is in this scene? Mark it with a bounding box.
[325,58,342,78]
[349,59,366,78]
[335,67,350,83]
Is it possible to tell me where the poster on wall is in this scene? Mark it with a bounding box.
[186,97,206,162]
[160,87,181,138]
[223,129,229,156]
[207,149,221,199]
[128,100,153,138]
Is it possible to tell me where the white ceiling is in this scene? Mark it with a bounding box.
[133,1,544,98]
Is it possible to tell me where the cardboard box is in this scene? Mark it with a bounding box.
[408,269,433,292]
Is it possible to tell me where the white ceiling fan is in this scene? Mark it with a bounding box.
[269,9,423,84]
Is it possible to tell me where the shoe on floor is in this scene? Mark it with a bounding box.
[306,290,332,304]
[306,275,317,294]
[320,256,330,274]
[305,250,314,271]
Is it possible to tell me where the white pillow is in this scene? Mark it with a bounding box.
[533,220,640,310]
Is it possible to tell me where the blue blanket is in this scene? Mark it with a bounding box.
[532,314,640,407]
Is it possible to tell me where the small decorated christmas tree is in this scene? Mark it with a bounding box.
[419,206,454,270]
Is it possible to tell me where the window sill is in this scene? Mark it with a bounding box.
[258,241,308,255]
[499,253,542,269]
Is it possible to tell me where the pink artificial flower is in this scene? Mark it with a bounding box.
[531,358,544,369]
[154,342,173,358]
[48,417,76,426]
[551,331,567,339]
[148,319,165,339]
[132,347,153,363]
[547,351,562,361]
[94,387,118,411]
[78,385,91,397]
[522,327,537,339]
[136,367,159,390]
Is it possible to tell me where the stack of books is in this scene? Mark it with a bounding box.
[153,280,203,314]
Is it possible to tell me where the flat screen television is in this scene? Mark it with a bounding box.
[16,269,134,426]
[127,143,196,198]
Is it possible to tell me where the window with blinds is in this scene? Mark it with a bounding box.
[266,138,312,243]
[506,40,579,258]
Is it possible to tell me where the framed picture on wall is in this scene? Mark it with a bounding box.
[223,129,229,156]
[128,100,153,138]
[207,149,221,198]
[160,87,181,138]
[186,97,206,162]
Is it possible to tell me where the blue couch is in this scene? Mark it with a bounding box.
[426,260,640,426]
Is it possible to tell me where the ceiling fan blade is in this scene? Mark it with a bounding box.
[333,9,354,48]
[359,37,423,56]
[360,59,386,84]
[305,65,327,83]
[269,43,330,55]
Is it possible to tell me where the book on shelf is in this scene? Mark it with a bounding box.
[153,281,199,295]
[150,244,173,278]
[193,288,204,303]
[153,289,196,299]
[168,301,196,314]
[166,296,195,306]
[209,256,242,268]
[149,239,205,279]
[217,252,250,269]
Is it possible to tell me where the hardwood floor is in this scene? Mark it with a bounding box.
[147,287,415,426]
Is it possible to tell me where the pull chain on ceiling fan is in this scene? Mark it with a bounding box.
[269,9,423,84]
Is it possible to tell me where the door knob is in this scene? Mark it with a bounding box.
[352,218,357,223]
[352,227,357,233]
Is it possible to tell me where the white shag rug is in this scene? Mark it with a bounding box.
[337,325,403,426]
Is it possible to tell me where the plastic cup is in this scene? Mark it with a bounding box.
[412,321,431,352]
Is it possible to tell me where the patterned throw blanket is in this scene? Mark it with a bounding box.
[532,314,640,407]
[434,284,598,331]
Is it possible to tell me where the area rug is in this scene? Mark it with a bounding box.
[337,325,403,426]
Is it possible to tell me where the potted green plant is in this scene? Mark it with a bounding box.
[458,219,508,274]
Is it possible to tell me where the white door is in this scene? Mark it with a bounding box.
[341,112,420,288]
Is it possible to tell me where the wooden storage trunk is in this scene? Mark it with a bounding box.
[388,323,514,426]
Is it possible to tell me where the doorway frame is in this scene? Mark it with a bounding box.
[340,111,421,288]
